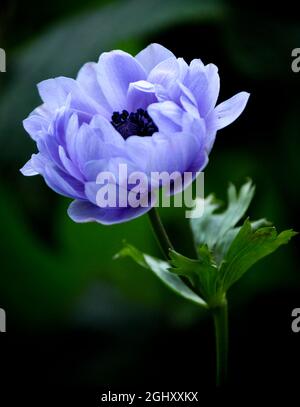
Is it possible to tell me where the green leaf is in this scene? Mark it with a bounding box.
[214,217,270,264]
[219,219,297,292]
[169,248,222,307]
[191,180,255,251]
[117,181,296,310]
[190,180,272,265]
[115,243,207,308]
[188,180,297,302]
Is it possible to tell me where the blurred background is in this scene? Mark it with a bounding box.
[0,0,299,397]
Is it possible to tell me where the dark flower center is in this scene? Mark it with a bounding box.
[111,108,158,140]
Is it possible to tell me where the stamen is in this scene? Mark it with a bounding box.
[111,108,158,139]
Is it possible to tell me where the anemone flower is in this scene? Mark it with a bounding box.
[21,43,249,225]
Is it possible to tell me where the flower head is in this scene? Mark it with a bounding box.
[21,43,249,224]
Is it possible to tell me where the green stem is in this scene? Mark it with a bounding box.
[148,207,174,259]
[212,300,228,387]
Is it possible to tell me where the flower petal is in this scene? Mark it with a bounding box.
[38,78,69,109]
[76,62,111,118]
[147,101,183,134]
[20,158,39,176]
[23,110,51,141]
[64,113,79,164]
[82,159,110,181]
[44,164,85,199]
[74,122,125,173]
[178,82,200,119]
[58,146,84,181]
[135,43,175,75]
[74,123,104,170]
[38,77,100,117]
[185,60,220,117]
[211,91,250,130]
[37,133,61,168]
[68,199,152,225]
[30,153,49,174]
[147,57,179,89]
[89,115,125,148]
[97,50,146,112]
[127,80,157,111]
[125,116,206,178]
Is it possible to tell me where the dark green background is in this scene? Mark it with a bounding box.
[0,0,299,395]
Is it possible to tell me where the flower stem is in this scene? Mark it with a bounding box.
[212,300,229,387]
[148,207,174,259]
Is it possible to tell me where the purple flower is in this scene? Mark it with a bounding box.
[20,43,249,224]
